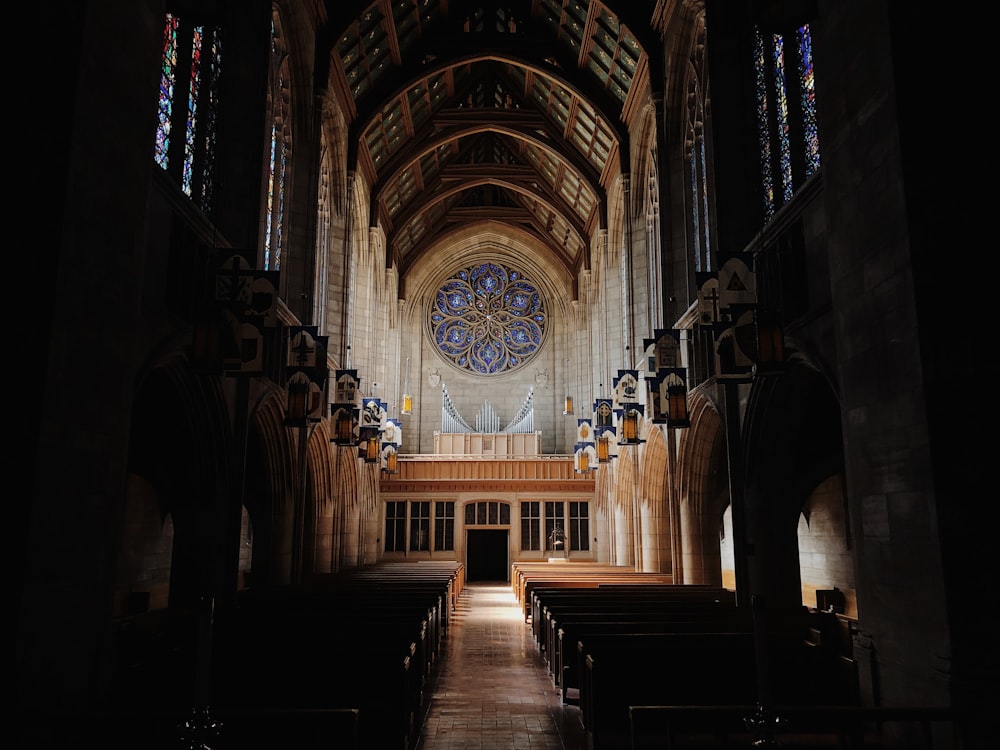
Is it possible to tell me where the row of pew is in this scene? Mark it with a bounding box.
[628,704,974,749]
[515,562,858,750]
[27,560,465,749]
[210,560,465,749]
[512,561,674,621]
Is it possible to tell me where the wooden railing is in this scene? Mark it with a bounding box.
[380,454,592,493]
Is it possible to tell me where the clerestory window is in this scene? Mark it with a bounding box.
[155,13,222,216]
[754,23,821,221]
[263,7,291,271]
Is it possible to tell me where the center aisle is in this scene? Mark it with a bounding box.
[414,581,590,750]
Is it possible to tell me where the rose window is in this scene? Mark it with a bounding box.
[429,262,547,375]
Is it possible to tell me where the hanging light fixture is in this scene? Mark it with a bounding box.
[359,390,386,464]
[596,434,611,463]
[381,415,402,474]
[384,444,399,473]
[666,383,691,428]
[563,357,574,415]
[594,387,615,462]
[613,369,643,446]
[657,368,691,430]
[362,433,380,463]
[574,443,597,473]
[400,357,413,415]
[285,371,311,425]
[333,407,356,445]
[284,326,327,427]
[330,363,360,446]
[620,407,641,444]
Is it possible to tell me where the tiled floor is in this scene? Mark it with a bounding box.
[414,582,590,750]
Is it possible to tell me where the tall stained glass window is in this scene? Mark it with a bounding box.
[429,262,547,375]
[646,147,663,329]
[314,134,332,331]
[771,32,793,206]
[754,23,821,221]
[154,13,221,216]
[754,27,774,220]
[263,11,291,272]
[798,25,821,177]
[155,16,179,170]
[686,25,712,274]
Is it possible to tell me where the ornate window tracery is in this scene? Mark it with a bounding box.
[428,261,547,375]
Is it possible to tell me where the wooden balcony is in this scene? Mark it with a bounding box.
[379,454,593,494]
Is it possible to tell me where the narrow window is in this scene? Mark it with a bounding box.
[264,10,291,271]
[154,13,222,217]
[545,501,565,553]
[569,502,590,551]
[754,26,774,220]
[798,25,821,176]
[314,135,331,331]
[434,501,455,551]
[384,501,406,552]
[410,501,430,551]
[771,31,793,205]
[686,25,712,273]
[646,147,662,329]
[154,15,179,171]
[755,23,821,221]
[520,501,541,551]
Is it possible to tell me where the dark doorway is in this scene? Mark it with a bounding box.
[466,529,509,582]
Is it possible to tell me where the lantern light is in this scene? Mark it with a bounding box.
[620,408,641,444]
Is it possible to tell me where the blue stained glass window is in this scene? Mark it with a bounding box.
[264,121,277,268]
[689,143,700,263]
[199,31,221,208]
[772,33,793,204]
[154,14,221,216]
[182,26,203,196]
[755,23,821,221]
[264,13,290,272]
[155,15,178,170]
[429,262,547,375]
[798,24,821,176]
[754,27,774,221]
[699,135,711,270]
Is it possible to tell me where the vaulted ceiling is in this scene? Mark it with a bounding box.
[324,1,658,286]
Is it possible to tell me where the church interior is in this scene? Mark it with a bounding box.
[20,1,992,748]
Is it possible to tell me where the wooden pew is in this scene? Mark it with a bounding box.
[543,589,740,649]
[526,583,748,718]
[580,631,762,748]
[212,560,463,750]
[580,627,852,750]
[530,585,734,653]
[19,707,363,750]
[555,609,753,700]
[511,561,666,606]
[513,564,675,620]
[214,607,427,749]
[628,704,974,750]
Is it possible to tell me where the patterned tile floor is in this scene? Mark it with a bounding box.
[413,582,589,750]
